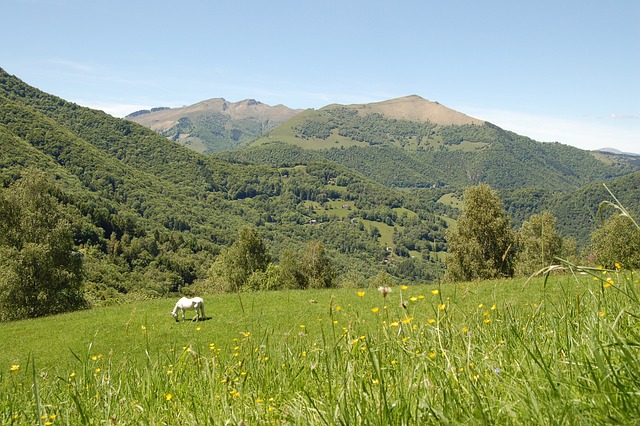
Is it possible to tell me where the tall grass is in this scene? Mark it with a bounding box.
[1,271,639,424]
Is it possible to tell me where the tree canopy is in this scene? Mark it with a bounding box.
[445,184,516,281]
[0,170,85,320]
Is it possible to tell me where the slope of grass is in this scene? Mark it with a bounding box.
[2,270,639,424]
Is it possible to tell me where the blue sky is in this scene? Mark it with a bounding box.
[2,0,639,153]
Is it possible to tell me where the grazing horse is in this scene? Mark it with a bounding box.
[171,297,205,322]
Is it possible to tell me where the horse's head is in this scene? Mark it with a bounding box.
[170,311,179,322]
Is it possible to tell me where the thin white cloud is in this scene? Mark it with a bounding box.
[609,113,640,120]
[48,58,94,73]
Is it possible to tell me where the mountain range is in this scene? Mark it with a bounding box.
[1,67,639,301]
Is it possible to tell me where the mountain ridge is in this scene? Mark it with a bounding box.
[126,97,303,153]
[127,97,302,130]
[129,95,637,156]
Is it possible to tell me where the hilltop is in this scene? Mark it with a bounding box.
[329,95,484,126]
[126,98,302,153]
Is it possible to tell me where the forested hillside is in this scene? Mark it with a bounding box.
[0,69,448,310]
[499,171,640,247]
[221,104,640,248]
[248,105,638,191]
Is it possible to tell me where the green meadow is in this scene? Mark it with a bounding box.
[2,269,639,425]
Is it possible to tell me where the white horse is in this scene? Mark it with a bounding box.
[171,297,205,322]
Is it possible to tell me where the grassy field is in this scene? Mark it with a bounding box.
[1,269,639,424]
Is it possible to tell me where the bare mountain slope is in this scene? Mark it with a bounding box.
[336,95,484,126]
[126,98,302,153]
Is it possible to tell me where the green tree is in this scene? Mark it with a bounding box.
[515,211,564,276]
[278,249,306,289]
[591,214,640,269]
[300,241,336,289]
[208,226,271,292]
[0,170,85,320]
[445,184,516,281]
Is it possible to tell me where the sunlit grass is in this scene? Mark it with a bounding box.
[1,271,639,424]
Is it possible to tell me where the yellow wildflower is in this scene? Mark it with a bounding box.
[431,289,439,295]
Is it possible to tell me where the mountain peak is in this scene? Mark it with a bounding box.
[334,95,484,126]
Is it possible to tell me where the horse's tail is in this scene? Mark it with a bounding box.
[200,301,206,318]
